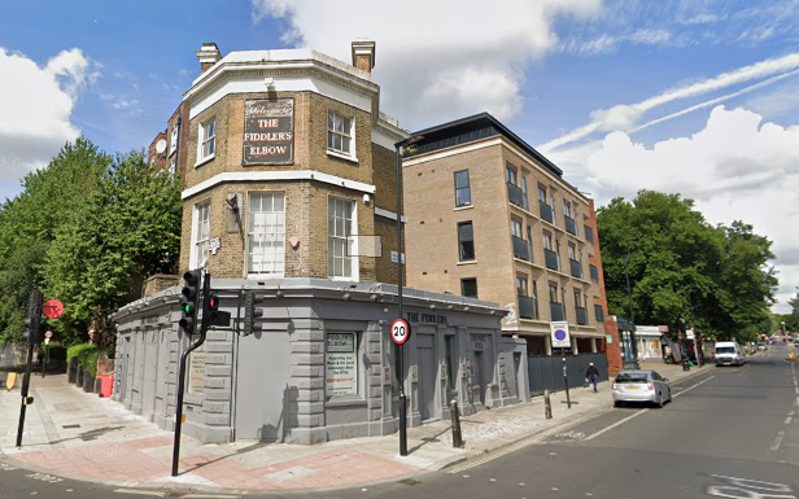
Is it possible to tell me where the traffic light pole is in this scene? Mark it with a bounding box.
[16,289,42,448]
[15,341,35,447]
[171,272,209,477]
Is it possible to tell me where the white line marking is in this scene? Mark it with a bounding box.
[113,490,165,497]
[771,431,785,451]
[584,409,648,441]
[786,416,793,425]
[183,495,240,499]
[672,375,716,399]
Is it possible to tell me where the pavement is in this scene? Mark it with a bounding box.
[0,360,708,495]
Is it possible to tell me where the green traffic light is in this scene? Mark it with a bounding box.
[181,303,194,314]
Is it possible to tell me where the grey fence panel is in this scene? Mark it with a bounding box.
[527,352,608,396]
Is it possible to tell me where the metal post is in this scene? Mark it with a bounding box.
[395,141,408,457]
[544,390,553,419]
[171,272,210,476]
[15,342,35,447]
[449,399,464,448]
[561,352,572,409]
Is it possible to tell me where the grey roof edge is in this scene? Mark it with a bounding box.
[112,278,506,321]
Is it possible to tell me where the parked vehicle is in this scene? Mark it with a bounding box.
[714,341,745,366]
[612,370,672,408]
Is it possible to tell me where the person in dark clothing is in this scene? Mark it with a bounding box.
[585,362,600,392]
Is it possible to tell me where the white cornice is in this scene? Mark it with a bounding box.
[374,207,406,223]
[182,170,375,200]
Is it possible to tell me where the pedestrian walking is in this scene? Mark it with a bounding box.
[585,362,599,392]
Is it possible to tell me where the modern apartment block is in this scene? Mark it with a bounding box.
[403,113,613,358]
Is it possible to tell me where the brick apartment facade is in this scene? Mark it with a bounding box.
[403,114,619,366]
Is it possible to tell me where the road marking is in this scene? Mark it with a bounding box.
[672,375,716,399]
[785,416,793,425]
[706,473,796,498]
[771,431,785,451]
[584,409,648,441]
[183,495,240,499]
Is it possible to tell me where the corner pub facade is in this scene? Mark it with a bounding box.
[112,41,529,444]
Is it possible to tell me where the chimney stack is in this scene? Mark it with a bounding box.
[351,40,376,75]
[196,42,222,73]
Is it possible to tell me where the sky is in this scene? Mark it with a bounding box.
[0,0,797,313]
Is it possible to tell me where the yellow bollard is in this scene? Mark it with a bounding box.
[788,351,797,362]
[5,372,17,391]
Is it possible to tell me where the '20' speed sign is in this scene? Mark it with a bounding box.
[390,318,411,345]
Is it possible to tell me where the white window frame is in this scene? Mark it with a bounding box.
[327,111,356,161]
[196,118,216,166]
[328,196,359,281]
[170,124,179,156]
[246,192,286,278]
[190,202,211,270]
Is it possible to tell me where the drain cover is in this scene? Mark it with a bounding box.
[62,424,81,429]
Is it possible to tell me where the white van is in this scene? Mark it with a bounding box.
[714,341,745,366]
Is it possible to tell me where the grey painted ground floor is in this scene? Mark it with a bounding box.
[112,278,529,444]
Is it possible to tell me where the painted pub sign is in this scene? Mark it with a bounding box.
[243,98,294,165]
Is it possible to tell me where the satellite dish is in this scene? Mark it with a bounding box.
[155,138,167,154]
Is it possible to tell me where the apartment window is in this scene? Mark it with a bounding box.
[549,282,559,303]
[197,118,216,163]
[327,111,354,158]
[169,124,179,156]
[521,175,530,210]
[574,289,583,308]
[458,222,475,261]
[454,170,471,207]
[516,275,528,296]
[537,184,547,204]
[563,200,572,218]
[543,231,553,250]
[505,164,517,185]
[247,192,285,277]
[594,304,605,322]
[568,242,577,260]
[461,278,478,298]
[191,202,211,269]
[511,217,523,238]
[328,197,357,279]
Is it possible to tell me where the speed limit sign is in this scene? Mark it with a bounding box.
[390,318,411,345]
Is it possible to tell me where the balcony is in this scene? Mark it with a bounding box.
[550,302,564,322]
[539,201,554,224]
[576,306,588,325]
[569,258,582,278]
[594,304,605,322]
[544,248,559,270]
[518,295,537,320]
[512,235,530,261]
[584,225,594,243]
[507,182,525,208]
[565,215,577,235]
[589,264,599,282]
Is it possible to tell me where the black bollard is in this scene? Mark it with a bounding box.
[449,399,464,448]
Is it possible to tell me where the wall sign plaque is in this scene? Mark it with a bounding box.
[243,98,294,165]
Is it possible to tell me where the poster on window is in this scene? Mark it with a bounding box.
[243,98,294,165]
[326,332,357,397]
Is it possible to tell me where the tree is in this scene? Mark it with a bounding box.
[43,151,182,342]
[597,190,776,341]
[0,139,109,345]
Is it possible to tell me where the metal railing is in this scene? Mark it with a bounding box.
[539,201,554,223]
[512,235,530,261]
[544,248,559,270]
[569,258,582,278]
[507,182,525,208]
[576,306,588,325]
[565,216,577,235]
[550,301,564,321]
[519,295,537,319]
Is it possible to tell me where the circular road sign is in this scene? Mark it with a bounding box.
[554,328,567,341]
[390,318,411,346]
[45,330,53,339]
[42,299,64,320]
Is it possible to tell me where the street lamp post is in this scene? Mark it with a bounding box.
[394,135,423,457]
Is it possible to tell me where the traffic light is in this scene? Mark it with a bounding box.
[242,291,263,336]
[24,289,43,345]
[179,270,201,335]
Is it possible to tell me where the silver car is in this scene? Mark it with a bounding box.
[612,370,672,408]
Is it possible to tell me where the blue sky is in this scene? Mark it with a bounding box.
[1,0,798,312]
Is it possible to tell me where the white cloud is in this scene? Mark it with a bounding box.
[250,0,601,127]
[540,51,799,152]
[573,105,799,312]
[0,47,94,181]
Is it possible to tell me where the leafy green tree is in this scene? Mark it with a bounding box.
[43,151,182,341]
[597,190,776,341]
[0,139,109,345]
